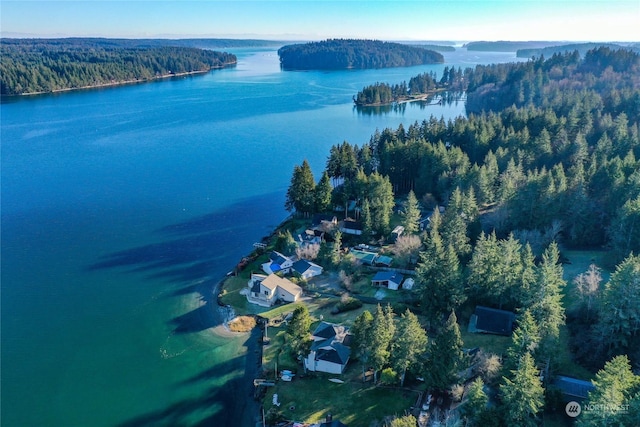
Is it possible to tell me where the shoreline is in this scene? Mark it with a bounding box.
[192,273,263,427]
[202,215,293,425]
[354,88,445,108]
[11,62,237,97]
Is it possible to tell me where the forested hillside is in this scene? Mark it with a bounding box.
[0,38,237,95]
[277,39,443,70]
[287,48,640,385]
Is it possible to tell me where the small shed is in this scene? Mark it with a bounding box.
[391,225,405,241]
[402,277,415,290]
[468,306,516,336]
[372,271,404,290]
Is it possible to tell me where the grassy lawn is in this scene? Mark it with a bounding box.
[460,329,511,356]
[263,364,419,427]
[551,326,593,380]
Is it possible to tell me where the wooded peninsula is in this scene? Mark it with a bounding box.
[0,38,238,95]
[277,39,444,70]
[271,45,639,426]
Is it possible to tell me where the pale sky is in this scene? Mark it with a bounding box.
[1,0,639,41]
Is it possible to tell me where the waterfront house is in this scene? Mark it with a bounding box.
[292,259,323,280]
[262,251,294,275]
[371,271,404,290]
[247,273,302,307]
[468,306,516,336]
[305,322,352,374]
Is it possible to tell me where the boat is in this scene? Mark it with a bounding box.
[328,378,344,383]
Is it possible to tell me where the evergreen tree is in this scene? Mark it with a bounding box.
[425,311,463,391]
[370,304,395,383]
[416,230,465,324]
[401,190,421,234]
[361,198,373,240]
[608,196,640,263]
[577,355,640,427]
[505,310,541,371]
[314,171,333,212]
[596,253,640,355]
[392,309,428,386]
[351,310,374,382]
[461,377,489,426]
[528,242,566,353]
[286,305,312,358]
[367,172,395,235]
[500,352,544,427]
[285,160,316,216]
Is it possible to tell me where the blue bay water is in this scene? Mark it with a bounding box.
[1,47,522,426]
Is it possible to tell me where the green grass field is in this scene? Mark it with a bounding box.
[263,364,419,426]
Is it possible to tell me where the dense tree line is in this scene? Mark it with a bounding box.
[0,39,237,95]
[277,39,443,70]
[517,42,639,59]
[333,49,640,260]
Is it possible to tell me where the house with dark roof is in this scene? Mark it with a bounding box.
[340,219,363,235]
[304,322,352,374]
[262,251,294,275]
[552,375,595,400]
[468,306,516,336]
[372,271,404,290]
[292,259,323,280]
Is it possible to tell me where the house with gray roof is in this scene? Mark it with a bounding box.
[304,322,352,374]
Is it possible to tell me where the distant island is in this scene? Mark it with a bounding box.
[464,41,566,52]
[516,42,640,58]
[0,38,238,95]
[277,39,444,70]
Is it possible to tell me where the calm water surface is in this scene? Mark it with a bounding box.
[1,47,522,426]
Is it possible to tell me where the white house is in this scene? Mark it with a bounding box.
[246,273,302,307]
[292,259,323,280]
[371,271,404,291]
[304,322,351,375]
[262,251,294,275]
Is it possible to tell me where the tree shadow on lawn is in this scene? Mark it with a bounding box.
[87,191,287,334]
